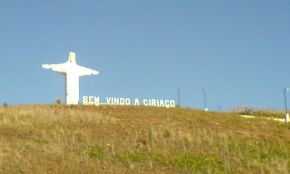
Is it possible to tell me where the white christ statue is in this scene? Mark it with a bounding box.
[42,52,99,105]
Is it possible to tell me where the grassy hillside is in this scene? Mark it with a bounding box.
[1,105,290,174]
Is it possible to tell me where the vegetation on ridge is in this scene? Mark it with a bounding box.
[1,105,290,174]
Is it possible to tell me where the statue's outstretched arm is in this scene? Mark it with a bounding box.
[77,65,99,77]
[42,63,67,73]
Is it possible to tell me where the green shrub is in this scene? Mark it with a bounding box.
[170,154,224,173]
[88,147,105,159]
[163,129,171,138]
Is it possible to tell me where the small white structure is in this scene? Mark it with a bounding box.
[285,114,289,123]
[241,114,290,123]
[42,52,99,105]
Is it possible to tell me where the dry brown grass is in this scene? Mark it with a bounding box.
[1,105,290,173]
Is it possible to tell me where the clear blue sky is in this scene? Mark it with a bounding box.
[0,0,290,111]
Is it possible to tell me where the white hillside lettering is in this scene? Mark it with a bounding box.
[83,96,176,108]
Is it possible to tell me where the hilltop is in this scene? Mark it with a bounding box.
[1,105,290,174]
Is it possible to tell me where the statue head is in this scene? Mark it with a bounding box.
[68,52,76,63]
